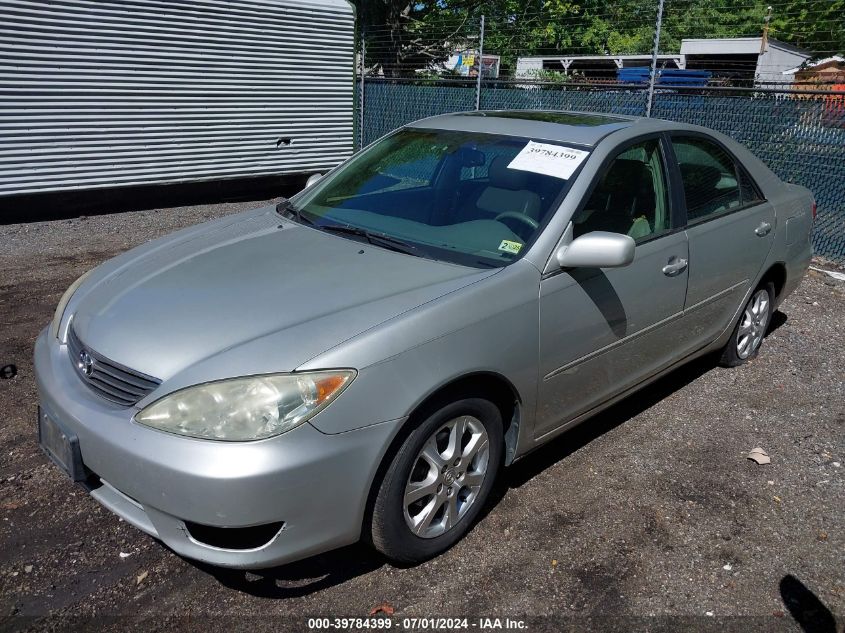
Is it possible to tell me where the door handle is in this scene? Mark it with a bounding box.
[662,257,688,277]
[755,221,772,237]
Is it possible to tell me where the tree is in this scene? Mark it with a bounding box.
[769,0,845,56]
[352,0,844,77]
[352,0,480,77]
[659,1,771,51]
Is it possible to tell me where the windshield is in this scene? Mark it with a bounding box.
[291,128,588,267]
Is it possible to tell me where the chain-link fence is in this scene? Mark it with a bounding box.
[353,1,845,262]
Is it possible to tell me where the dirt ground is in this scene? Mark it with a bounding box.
[0,201,842,633]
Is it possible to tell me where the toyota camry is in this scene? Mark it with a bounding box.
[35,110,814,568]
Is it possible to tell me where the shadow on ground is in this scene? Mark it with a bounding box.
[197,543,384,599]
[505,308,787,491]
[195,314,789,599]
[0,175,307,223]
[780,574,839,633]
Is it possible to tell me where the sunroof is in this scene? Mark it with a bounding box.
[465,111,629,126]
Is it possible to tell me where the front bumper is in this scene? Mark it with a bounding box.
[34,328,402,568]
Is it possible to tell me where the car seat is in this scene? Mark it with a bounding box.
[680,164,724,220]
[474,156,543,222]
[578,159,656,237]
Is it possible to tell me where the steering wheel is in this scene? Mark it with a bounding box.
[494,211,540,239]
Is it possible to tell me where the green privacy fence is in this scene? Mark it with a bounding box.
[651,92,845,262]
[357,80,845,263]
[358,82,476,143]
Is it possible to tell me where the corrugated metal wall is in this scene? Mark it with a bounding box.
[0,0,355,196]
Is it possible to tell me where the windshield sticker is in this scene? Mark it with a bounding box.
[507,141,590,180]
[498,240,523,255]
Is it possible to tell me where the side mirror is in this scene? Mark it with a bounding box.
[556,231,635,269]
[305,173,324,188]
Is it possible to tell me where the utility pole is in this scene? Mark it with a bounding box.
[645,0,665,118]
[760,5,773,55]
[358,26,366,149]
[475,15,485,111]
[756,5,774,86]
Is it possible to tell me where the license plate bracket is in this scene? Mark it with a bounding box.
[37,407,89,482]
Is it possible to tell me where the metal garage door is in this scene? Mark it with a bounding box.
[0,0,355,196]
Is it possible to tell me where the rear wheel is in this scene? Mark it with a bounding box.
[719,282,774,367]
[368,398,503,564]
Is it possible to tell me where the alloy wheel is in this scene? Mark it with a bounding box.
[736,289,770,359]
[403,415,490,539]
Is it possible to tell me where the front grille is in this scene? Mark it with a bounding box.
[67,325,160,407]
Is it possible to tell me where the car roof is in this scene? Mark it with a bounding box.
[407,110,684,148]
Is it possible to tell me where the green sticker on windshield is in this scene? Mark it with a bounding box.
[498,240,523,255]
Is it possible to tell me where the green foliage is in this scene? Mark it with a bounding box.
[352,0,480,76]
[352,0,843,76]
[659,1,769,51]
[526,69,571,83]
[769,0,845,55]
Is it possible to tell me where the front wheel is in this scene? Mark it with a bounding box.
[368,398,503,564]
[719,282,774,367]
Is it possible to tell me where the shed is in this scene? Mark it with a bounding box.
[783,56,845,87]
[680,37,811,88]
[515,54,684,81]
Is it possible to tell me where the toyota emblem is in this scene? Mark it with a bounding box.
[78,350,95,377]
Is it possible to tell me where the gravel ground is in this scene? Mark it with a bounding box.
[0,200,843,632]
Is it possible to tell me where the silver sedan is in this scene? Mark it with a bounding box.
[35,111,814,568]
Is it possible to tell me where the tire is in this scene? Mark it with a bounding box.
[719,282,774,367]
[368,397,503,564]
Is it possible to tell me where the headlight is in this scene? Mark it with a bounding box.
[51,269,93,339]
[135,371,356,441]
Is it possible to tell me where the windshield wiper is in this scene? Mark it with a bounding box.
[276,199,314,226]
[318,223,427,259]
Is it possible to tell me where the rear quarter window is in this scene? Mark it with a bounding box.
[738,167,764,205]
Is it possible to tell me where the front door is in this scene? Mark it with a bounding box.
[535,137,689,438]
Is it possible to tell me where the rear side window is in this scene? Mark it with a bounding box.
[672,137,742,222]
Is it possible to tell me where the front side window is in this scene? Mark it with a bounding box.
[291,129,584,267]
[573,139,671,242]
[672,136,743,222]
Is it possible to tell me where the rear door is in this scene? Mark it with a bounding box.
[668,134,775,349]
[535,136,690,438]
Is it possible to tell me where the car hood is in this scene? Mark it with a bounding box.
[71,207,495,380]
